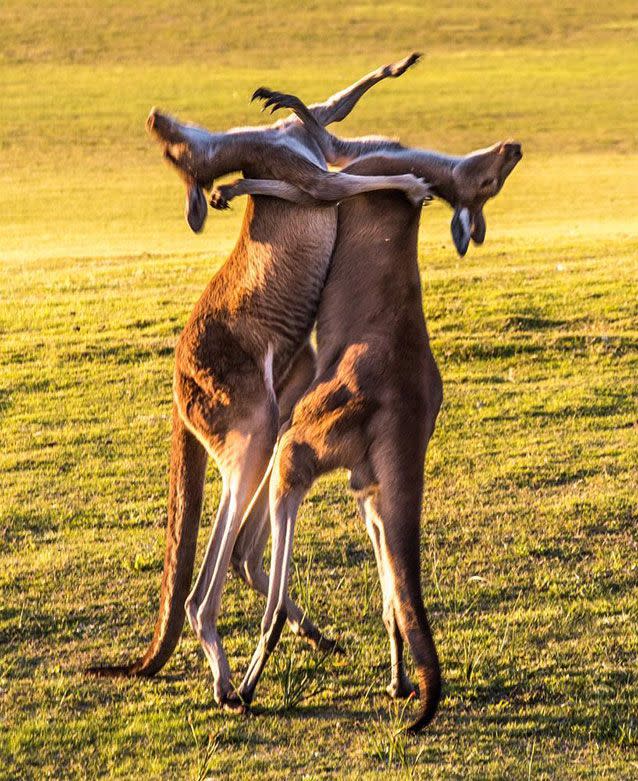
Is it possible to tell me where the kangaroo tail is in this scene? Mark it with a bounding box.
[87,403,207,678]
[373,479,441,733]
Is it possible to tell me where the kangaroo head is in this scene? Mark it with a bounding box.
[146,108,222,233]
[450,141,522,256]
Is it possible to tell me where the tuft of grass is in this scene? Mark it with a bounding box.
[367,700,425,776]
[274,646,334,712]
[292,551,316,623]
[188,714,223,781]
[527,736,537,781]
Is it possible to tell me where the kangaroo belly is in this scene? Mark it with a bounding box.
[184,200,337,388]
[241,202,338,378]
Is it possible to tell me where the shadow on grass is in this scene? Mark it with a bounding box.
[60,341,174,366]
[501,314,568,331]
[527,400,630,420]
[489,464,602,490]
[446,341,544,362]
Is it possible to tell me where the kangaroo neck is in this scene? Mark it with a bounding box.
[315,195,422,358]
[407,149,460,206]
[210,129,267,177]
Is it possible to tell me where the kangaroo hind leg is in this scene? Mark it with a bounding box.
[237,428,317,705]
[231,343,342,655]
[179,370,278,709]
[231,476,343,655]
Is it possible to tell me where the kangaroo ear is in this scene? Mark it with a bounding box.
[185,183,208,233]
[451,207,471,256]
[471,209,486,244]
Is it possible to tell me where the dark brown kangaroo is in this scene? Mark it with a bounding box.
[87,55,430,708]
[213,88,522,729]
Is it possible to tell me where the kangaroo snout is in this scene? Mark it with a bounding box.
[146,108,183,145]
[146,107,167,136]
[503,141,523,160]
[146,107,159,133]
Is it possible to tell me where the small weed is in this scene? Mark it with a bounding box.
[127,552,157,572]
[293,551,316,621]
[368,700,425,776]
[188,713,222,781]
[526,736,537,780]
[274,645,334,712]
[361,559,378,619]
[462,634,484,685]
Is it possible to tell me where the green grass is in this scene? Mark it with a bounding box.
[1,1,637,778]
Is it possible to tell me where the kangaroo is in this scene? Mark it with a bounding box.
[210,87,522,729]
[88,55,431,711]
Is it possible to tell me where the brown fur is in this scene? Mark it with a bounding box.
[87,55,428,704]
[220,92,522,730]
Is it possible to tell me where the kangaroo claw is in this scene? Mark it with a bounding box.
[209,189,230,210]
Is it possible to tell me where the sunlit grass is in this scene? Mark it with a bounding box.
[1,1,637,778]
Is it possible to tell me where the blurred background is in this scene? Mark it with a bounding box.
[1,0,636,260]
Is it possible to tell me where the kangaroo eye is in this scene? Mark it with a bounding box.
[480,178,495,189]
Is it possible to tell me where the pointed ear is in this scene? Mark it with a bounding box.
[451,207,471,256]
[185,183,208,233]
[471,209,486,244]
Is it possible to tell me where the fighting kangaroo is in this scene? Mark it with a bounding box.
[210,87,522,730]
[88,55,430,710]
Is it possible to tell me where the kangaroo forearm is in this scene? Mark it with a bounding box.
[259,148,417,203]
[227,173,419,204]
[303,171,421,202]
[329,136,406,167]
[308,73,387,126]
[218,170,424,208]
[254,91,407,167]
[308,52,421,126]
[227,179,322,205]
[342,150,458,196]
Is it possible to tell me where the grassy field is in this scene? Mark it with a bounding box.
[1,1,637,778]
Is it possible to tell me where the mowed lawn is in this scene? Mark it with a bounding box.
[1,2,637,778]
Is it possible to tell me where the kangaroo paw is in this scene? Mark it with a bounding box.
[386,677,417,700]
[386,52,422,78]
[220,690,250,715]
[209,188,231,210]
[251,87,300,115]
[406,177,433,207]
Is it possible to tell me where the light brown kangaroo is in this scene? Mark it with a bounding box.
[211,88,522,730]
[88,55,431,709]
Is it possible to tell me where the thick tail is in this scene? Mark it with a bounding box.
[389,541,441,732]
[87,404,208,678]
[377,495,441,732]
[388,540,441,732]
[405,628,441,733]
